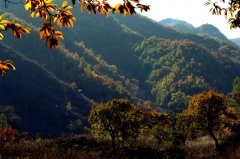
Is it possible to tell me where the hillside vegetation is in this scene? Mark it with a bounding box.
[0,5,240,133]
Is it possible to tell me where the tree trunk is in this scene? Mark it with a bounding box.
[111,136,116,156]
[208,130,219,150]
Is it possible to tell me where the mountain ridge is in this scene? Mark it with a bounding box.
[0,43,92,135]
[159,18,229,42]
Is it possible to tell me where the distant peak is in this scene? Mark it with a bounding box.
[159,18,193,27]
[159,18,228,41]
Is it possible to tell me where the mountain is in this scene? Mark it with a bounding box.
[160,18,194,27]
[231,38,240,45]
[134,37,240,111]
[160,18,197,34]
[197,24,228,41]
[0,7,240,133]
[159,18,228,41]
[0,44,92,135]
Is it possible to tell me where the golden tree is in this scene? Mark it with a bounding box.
[179,90,240,150]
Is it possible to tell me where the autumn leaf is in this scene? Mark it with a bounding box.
[62,1,68,8]
[54,30,64,40]
[4,22,31,39]
[112,3,122,13]
[81,2,88,12]
[126,2,136,15]
[136,4,150,12]
[0,60,16,76]
[47,36,59,48]
[0,33,4,40]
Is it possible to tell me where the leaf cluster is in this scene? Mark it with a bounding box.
[0,125,27,146]
[178,90,240,140]
[89,99,143,143]
[25,0,75,48]
[0,60,16,76]
[205,0,240,29]
[0,15,30,40]
[24,0,150,48]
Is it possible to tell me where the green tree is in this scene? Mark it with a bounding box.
[179,90,240,150]
[231,77,240,109]
[88,99,143,154]
[150,114,173,151]
[0,114,7,128]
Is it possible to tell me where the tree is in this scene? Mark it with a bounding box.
[0,125,28,146]
[231,77,240,109]
[0,0,150,75]
[149,113,173,151]
[205,0,240,29]
[88,99,143,154]
[178,90,240,150]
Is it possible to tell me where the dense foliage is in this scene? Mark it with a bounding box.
[87,91,240,157]
[231,77,240,109]
[89,99,143,154]
[178,90,240,149]
[134,37,240,111]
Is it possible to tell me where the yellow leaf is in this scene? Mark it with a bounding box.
[25,2,32,10]
[0,24,5,30]
[54,17,58,22]
[36,12,40,17]
[0,20,11,24]
[81,2,88,12]
[55,31,64,40]
[44,0,53,4]
[29,12,35,18]
[6,63,16,70]
[0,60,16,76]
[54,30,62,35]
[0,33,4,40]
[113,3,122,13]
[68,20,74,27]
[65,6,74,10]
[62,1,68,8]
[21,26,31,34]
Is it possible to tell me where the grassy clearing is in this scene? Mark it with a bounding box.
[0,134,240,159]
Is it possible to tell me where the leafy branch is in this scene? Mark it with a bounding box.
[205,0,240,29]
[0,0,150,76]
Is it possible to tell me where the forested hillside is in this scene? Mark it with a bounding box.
[0,4,240,133]
[0,43,91,134]
[134,37,240,111]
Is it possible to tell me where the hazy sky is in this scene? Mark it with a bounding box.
[110,0,239,39]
